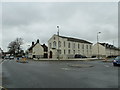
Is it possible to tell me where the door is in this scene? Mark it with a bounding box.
[44,53,48,58]
[49,51,52,58]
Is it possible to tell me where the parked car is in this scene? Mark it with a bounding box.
[74,54,87,58]
[91,56,96,58]
[113,56,120,66]
[9,56,14,59]
[4,56,10,59]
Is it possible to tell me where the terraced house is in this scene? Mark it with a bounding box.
[92,43,120,58]
[48,34,93,59]
[27,39,48,59]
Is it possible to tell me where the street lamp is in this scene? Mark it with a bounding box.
[97,32,101,59]
[57,25,60,60]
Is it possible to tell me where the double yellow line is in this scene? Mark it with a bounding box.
[0,86,7,90]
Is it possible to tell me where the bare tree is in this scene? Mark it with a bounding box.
[8,38,23,56]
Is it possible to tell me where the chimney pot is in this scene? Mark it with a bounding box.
[32,42,34,45]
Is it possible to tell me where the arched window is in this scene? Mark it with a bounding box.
[53,41,56,48]
[58,41,61,47]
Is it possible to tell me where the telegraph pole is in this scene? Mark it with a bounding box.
[57,26,60,60]
[113,40,115,56]
[97,32,101,59]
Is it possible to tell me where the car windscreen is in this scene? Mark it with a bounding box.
[115,56,120,60]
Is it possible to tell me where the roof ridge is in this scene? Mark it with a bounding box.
[59,35,92,44]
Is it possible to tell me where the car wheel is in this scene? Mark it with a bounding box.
[113,63,117,66]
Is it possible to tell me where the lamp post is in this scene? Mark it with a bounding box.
[97,32,101,59]
[57,25,60,60]
[113,40,115,56]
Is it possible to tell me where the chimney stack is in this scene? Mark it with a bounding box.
[37,39,39,43]
[32,42,34,46]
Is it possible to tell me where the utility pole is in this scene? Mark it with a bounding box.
[57,26,60,60]
[113,40,115,56]
[97,32,101,59]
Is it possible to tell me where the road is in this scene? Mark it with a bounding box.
[2,59,119,88]
[0,59,2,87]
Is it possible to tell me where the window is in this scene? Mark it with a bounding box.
[68,42,70,48]
[68,50,71,54]
[64,41,65,47]
[64,50,66,54]
[82,44,84,49]
[53,41,56,48]
[86,45,88,49]
[78,44,80,49]
[54,37,55,40]
[90,45,92,49]
[73,43,75,48]
[73,50,75,54]
[83,49,84,53]
[58,41,61,47]
[59,50,61,54]
[49,43,52,48]
[87,50,88,54]
[78,50,80,54]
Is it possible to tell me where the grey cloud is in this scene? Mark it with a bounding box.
[2,2,118,51]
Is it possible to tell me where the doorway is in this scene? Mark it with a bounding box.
[49,51,52,58]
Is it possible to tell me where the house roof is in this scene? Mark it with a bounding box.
[41,44,48,52]
[28,43,37,51]
[58,35,92,44]
[28,40,48,51]
[99,43,119,50]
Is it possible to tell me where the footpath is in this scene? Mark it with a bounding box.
[32,58,103,61]
[0,59,2,87]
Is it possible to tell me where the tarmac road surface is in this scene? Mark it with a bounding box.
[2,59,119,88]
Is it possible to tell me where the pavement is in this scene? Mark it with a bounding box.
[33,58,101,61]
[2,59,119,88]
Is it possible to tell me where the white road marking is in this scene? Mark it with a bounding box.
[61,68,71,70]
[104,65,110,67]
[0,86,7,90]
[0,60,4,64]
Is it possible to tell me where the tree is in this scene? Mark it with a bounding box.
[8,38,23,56]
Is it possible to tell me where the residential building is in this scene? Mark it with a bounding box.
[92,43,120,58]
[48,34,93,59]
[27,39,48,59]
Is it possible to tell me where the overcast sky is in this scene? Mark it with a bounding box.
[1,2,118,51]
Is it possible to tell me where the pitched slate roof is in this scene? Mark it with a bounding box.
[28,43,37,51]
[28,40,48,52]
[99,43,119,50]
[59,35,92,44]
[41,44,48,52]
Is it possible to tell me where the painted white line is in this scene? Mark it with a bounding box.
[0,86,7,90]
[0,61,3,64]
[0,59,5,64]
[61,68,71,70]
[104,65,110,67]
